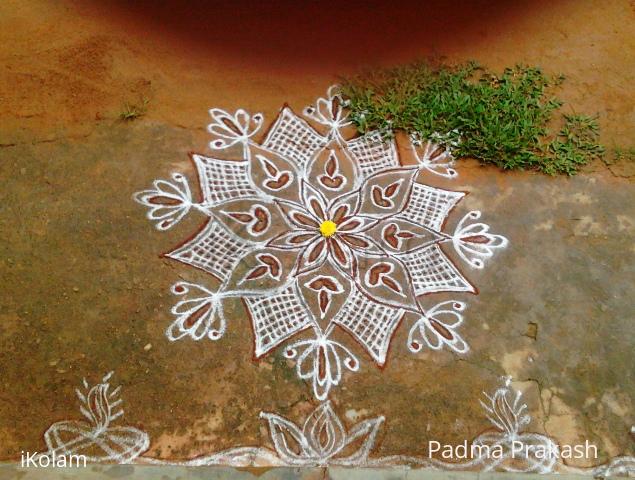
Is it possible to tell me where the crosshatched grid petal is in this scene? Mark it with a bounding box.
[345,131,399,178]
[193,154,259,206]
[243,283,314,357]
[399,243,476,295]
[261,107,328,170]
[166,220,253,282]
[398,183,466,231]
[332,286,405,365]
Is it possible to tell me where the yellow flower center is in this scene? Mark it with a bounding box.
[319,220,337,238]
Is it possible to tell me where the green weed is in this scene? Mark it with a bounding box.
[119,97,149,121]
[607,146,635,165]
[339,62,604,175]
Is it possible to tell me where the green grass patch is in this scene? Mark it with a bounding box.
[119,96,149,121]
[607,146,635,165]
[340,62,604,175]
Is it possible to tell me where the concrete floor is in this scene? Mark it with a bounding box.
[0,464,623,480]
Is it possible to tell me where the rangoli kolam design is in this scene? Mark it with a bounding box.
[134,86,509,400]
[32,87,635,474]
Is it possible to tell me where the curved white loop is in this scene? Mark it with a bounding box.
[410,133,459,179]
[167,282,225,341]
[408,300,469,354]
[208,108,264,157]
[259,400,383,465]
[452,210,509,269]
[303,85,352,137]
[43,373,149,463]
[285,336,359,401]
[133,172,193,231]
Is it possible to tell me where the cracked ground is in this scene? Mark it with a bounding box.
[0,0,633,467]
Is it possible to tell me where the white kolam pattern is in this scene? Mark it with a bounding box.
[30,87,633,474]
[134,86,509,400]
[41,373,149,464]
[38,374,634,474]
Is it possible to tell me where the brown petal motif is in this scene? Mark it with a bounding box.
[305,275,344,318]
[241,253,282,283]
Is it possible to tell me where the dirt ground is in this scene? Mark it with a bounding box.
[0,0,633,467]
[1,0,634,154]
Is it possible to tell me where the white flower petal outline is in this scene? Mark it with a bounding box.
[167,282,226,341]
[452,211,509,269]
[208,108,264,156]
[260,400,383,465]
[408,300,469,354]
[133,172,192,231]
[284,337,360,401]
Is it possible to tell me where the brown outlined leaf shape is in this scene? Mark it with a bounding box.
[249,146,299,201]
[367,263,401,294]
[383,223,412,249]
[359,168,418,217]
[244,253,281,281]
[215,201,278,241]
[276,200,321,230]
[327,237,357,278]
[228,206,269,233]
[320,154,345,189]
[358,257,418,311]
[224,247,297,293]
[338,234,372,250]
[309,144,355,199]
[371,181,400,208]
[461,235,491,244]
[256,154,293,190]
[268,230,318,250]
[367,219,441,253]
[295,238,329,274]
[306,275,344,318]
